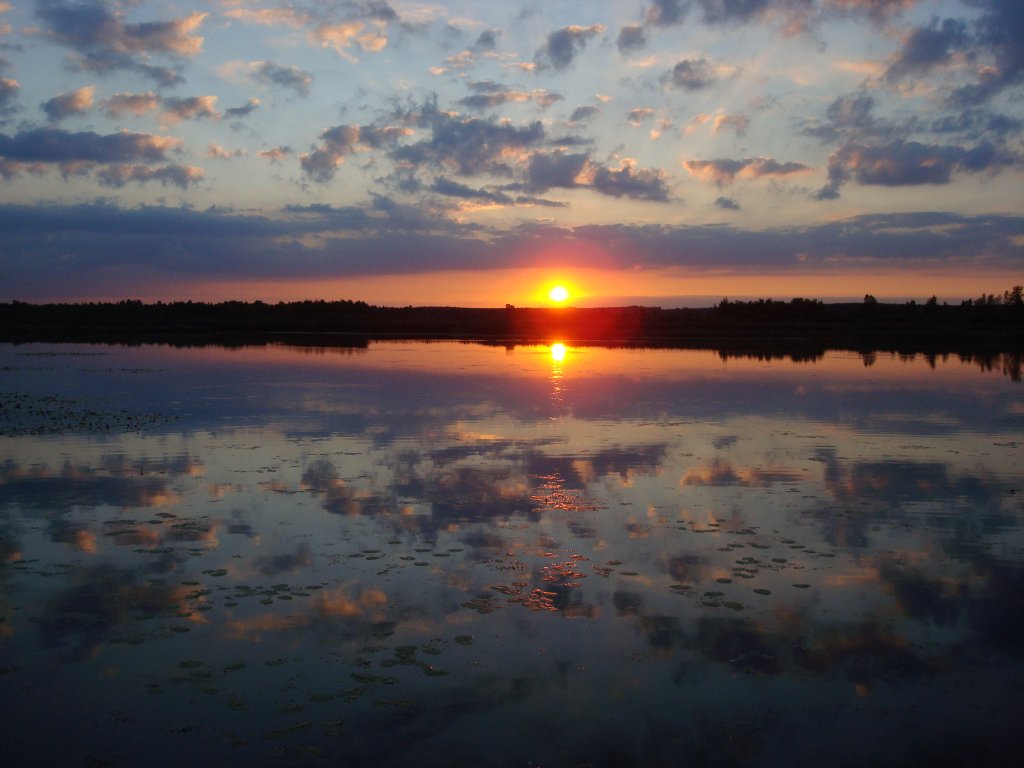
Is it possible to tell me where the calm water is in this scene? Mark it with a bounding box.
[1,341,1022,767]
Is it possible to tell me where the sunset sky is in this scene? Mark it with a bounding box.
[1,0,1021,306]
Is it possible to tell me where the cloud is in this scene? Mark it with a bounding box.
[715,196,741,210]
[259,146,291,163]
[645,0,816,30]
[301,123,411,183]
[313,21,388,60]
[249,61,315,97]
[645,0,689,27]
[222,2,398,62]
[0,127,177,164]
[948,2,1024,107]
[390,106,545,178]
[0,76,18,117]
[569,105,599,123]
[4,205,1021,298]
[206,143,244,160]
[34,0,206,83]
[225,98,260,119]
[101,92,159,118]
[617,25,647,54]
[100,91,230,122]
[458,81,563,111]
[160,95,219,124]
[41,85,95,122]
[524,150,670,201]
[525,150,589,191]
[803,92,899,144]
[0,126,186,185]
[474,29,499,51]
[685,156,812,186]
[430,177,564,208]
[713,113,749,136]
[626,107,655,126]
[432,176,513,204]
[534,25,605,71]
[95,163,203,188]
[824,1,915,23]
[884,17,968,82]
[930,109,1022,140]
[818,138,1022,199]
[592,160,670,201]
[662,58,717,90]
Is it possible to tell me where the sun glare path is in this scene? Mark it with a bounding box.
[548,285,570,303]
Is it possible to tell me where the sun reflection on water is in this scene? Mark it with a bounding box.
[549,342,567,413]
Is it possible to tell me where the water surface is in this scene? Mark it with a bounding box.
[1,342,1022,767]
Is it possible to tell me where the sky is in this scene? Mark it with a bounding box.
[0,0,1021,306]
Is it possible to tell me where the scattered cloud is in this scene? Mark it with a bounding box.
[534,25,605,71]
[524,151,670,201]
[592,160,670,201]
[474,29,500,51]
[259,146,291,163]
[102,92,160,119]
[458,81,562,111]
[96,163,203,188]
[948,2,1024,108]
[626,107,655,126]
[0,126,194,187]
[301,123,411,183]
[0,127,177,165]
[569,105,600,123]
[662,58,717,90]
[818,138,1022,199]
[1,1,1022,302]
[645,0,688,28]
[0,76,18,118]
[224,1,396,63]
[225,98,260,119]
[824,1,915,23]
[617,25,646,54]
[390,105,545,178]
[41,85,95,122]
[686,156,812,186]
[160,95,219,124]
[34,0,206,84]
[884,17,968,83]
[713,113,749,136]
[243,61,315,97]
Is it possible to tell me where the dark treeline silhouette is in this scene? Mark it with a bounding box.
[1,289,1022,355]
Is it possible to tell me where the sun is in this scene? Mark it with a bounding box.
[548,285,570,303]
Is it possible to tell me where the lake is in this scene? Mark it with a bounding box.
[1,341,1022,767]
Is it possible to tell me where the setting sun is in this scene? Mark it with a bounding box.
[548,285,570,303]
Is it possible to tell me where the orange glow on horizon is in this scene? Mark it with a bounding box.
[165,265,1021,309]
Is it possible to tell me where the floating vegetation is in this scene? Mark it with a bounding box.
[263,722,312,740]
[461,596,496,614]
[0,391,176,435]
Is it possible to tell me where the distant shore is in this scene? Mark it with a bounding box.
[1,298,1022,355]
